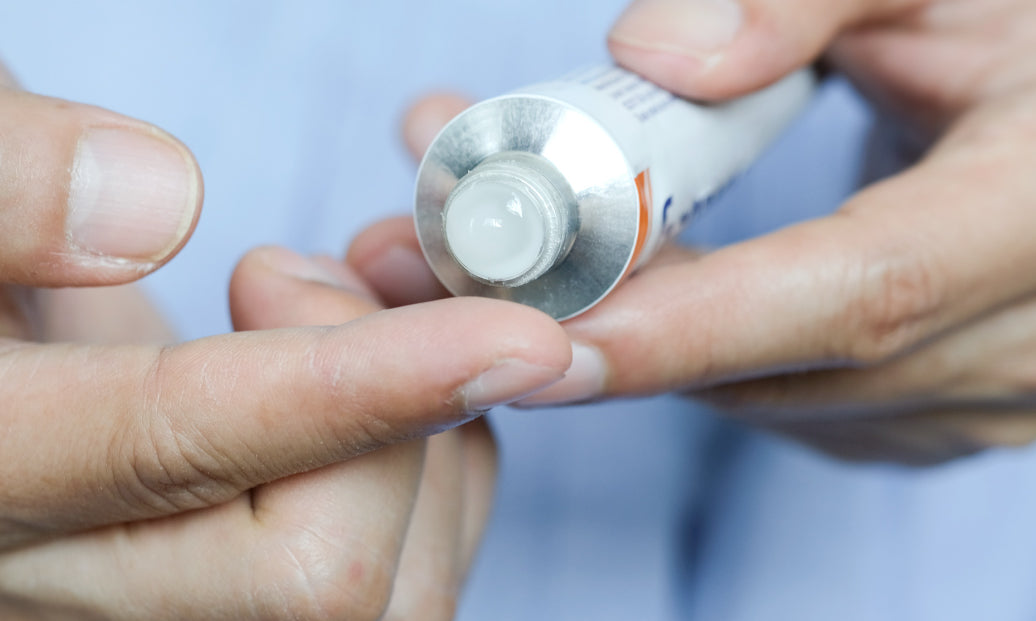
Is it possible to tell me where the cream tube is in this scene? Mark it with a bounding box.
[414,65,814,320]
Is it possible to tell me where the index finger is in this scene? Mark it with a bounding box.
[0,296,570,547]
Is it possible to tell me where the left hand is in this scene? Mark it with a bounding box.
[0,60,565,619]
[348,0,1036,465]
[229,247,499,621]
[3,246,510,621]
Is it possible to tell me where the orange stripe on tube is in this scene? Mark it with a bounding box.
[621,169,652,280]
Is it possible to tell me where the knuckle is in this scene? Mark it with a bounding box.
[303,338,399,456]
[837,248,944,365]
[109,347,244,516]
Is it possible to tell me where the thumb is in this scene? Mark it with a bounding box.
[0,70,202,287]
[608,0,924,99]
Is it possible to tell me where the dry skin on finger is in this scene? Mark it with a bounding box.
[0,297,567,549]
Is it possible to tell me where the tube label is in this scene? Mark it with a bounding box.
[519,65,815,269]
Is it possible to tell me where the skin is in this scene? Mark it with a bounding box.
[0,66,571,618]
[350,0,1036,465]
[8,0,1036,615]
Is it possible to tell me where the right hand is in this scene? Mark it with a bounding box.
[0,61,570,619]
[351,0,1036,466]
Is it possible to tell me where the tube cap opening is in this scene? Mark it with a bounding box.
[442,155,575,287]
[444,179,545,282]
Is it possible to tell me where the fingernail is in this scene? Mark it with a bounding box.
[310,255,380,295]
[67,127,200,263]
[259,246,348,288]
[610,0,743,58]
[461,359,567,411]
[515,343,607,407]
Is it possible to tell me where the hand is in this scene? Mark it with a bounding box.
[231,247,507,621]
[0,63,570,618]
[349,0,1036,465]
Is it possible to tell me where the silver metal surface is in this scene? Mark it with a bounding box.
[415,94,640,320]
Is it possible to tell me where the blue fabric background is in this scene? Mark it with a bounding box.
[4,3,1035,619]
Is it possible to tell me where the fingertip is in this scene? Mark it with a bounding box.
[609,43,716,100]
[347,216,449,307]
[416,298,572,410]
[607,0,846,100]
[403,296,572,369]
[316,297,571,426]
[514,341,607,408]
[401,93,472,161]
[345,215,418,268]
[608,0,748,100]
[482,297,573,372]
[309,254,379,296]
[230,245,381,330]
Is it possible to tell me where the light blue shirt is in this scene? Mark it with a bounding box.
[4,3,1035,620]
